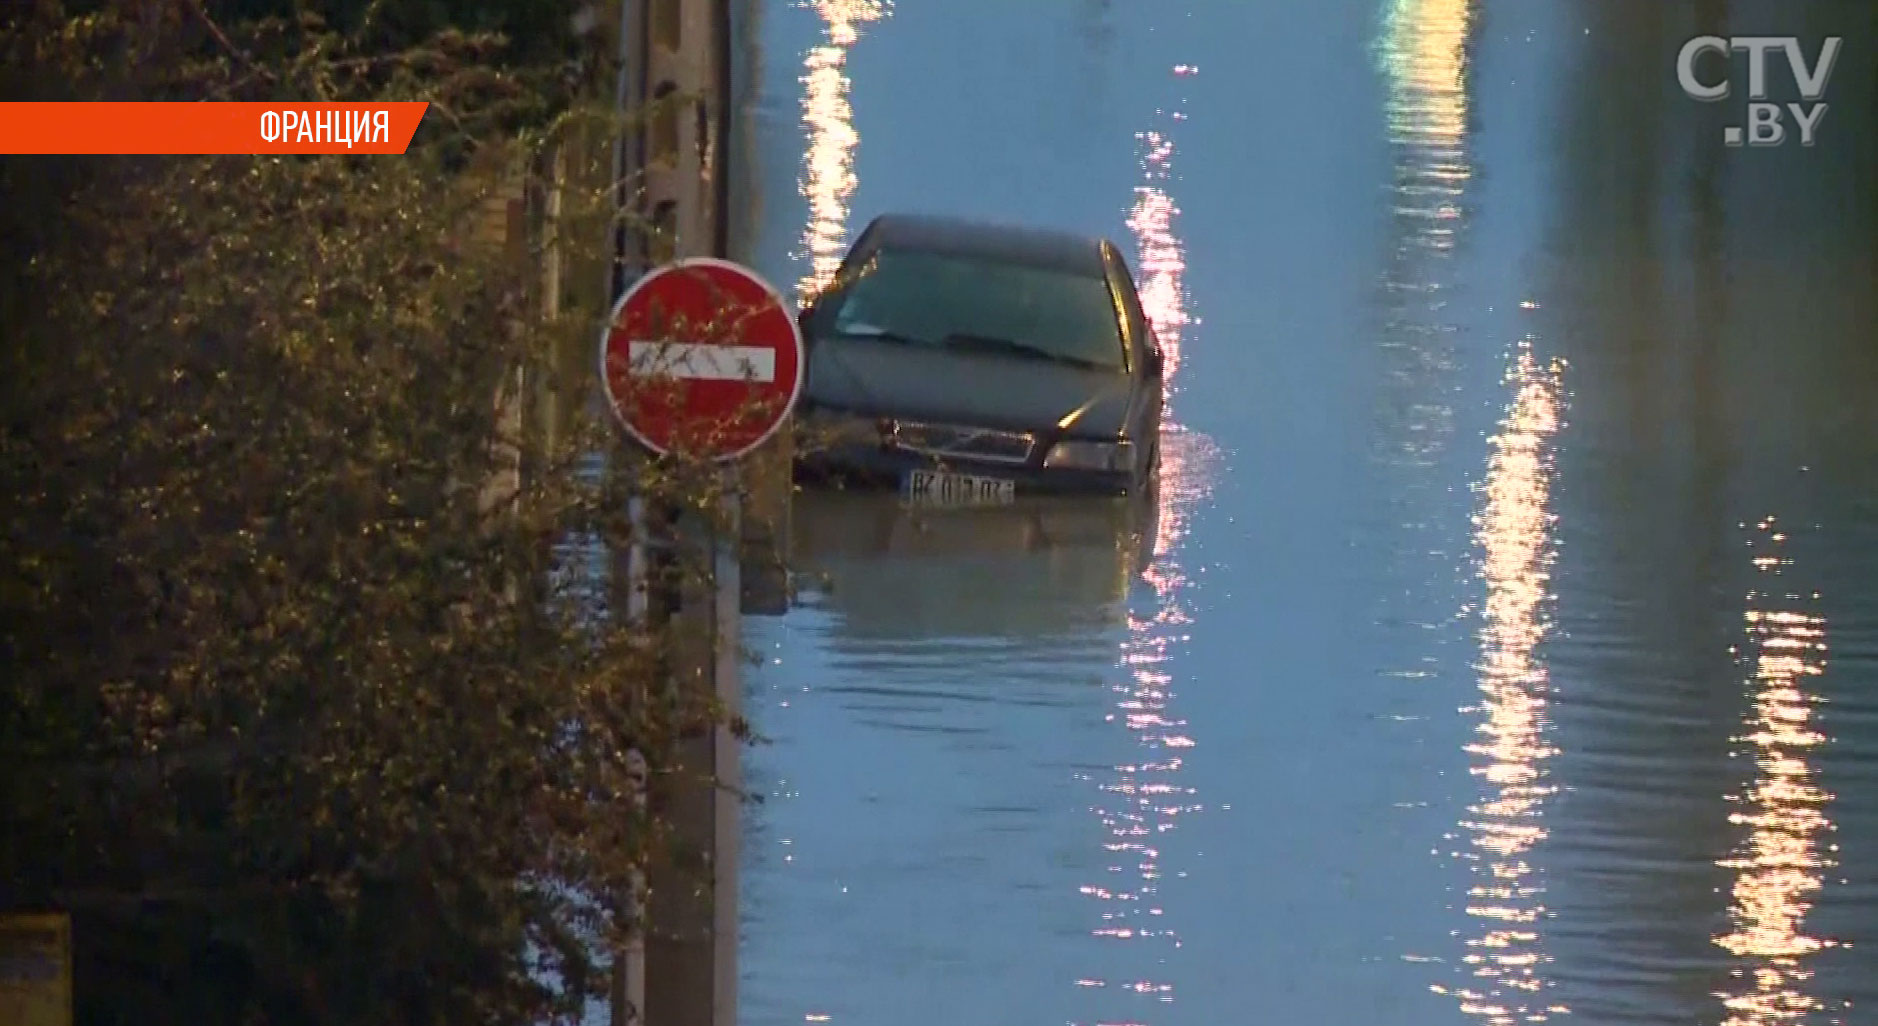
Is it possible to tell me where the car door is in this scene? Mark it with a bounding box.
[1101,244,1164,475]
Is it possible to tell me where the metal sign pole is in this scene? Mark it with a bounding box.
[709,469,741,1026]
[612,489,650,1026]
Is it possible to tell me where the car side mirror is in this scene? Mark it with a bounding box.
[1145,344,1164,378]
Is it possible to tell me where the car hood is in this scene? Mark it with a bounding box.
[803,335,1133,437]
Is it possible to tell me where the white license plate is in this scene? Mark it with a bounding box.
[903,469,1016,507]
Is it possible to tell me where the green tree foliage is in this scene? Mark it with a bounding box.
[0,4,724,1024]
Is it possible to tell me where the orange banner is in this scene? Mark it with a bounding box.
[0,102,430,154]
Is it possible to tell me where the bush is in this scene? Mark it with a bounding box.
[0,4,716,1024]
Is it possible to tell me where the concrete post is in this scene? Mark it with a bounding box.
[645,485,738,1026]
[613,3,758,1026]
[605,1,798,1020]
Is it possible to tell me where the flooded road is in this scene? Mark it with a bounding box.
[733,1,1878,1023]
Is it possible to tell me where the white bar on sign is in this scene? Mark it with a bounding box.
[628,341,776,383]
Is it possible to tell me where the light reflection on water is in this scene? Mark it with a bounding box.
[1436,344,1566,1023]
[1376,1,1571,1017]
[1369,0,1473,727]
[1373,0,1471,472]
[1073,71,1218,1022]
[1715,523,1838,1026]
[795,0,887,302]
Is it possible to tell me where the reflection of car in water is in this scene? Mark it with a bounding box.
[793,213,1165,502]
[788,485,1158,640]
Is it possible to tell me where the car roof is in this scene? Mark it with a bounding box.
[856,213,1115,278]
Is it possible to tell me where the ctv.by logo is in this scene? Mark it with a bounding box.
[1677,36,1843,147]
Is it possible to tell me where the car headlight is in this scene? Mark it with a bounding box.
[1043,438,1134,472]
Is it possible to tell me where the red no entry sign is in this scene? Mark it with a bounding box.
[600,258,805,461]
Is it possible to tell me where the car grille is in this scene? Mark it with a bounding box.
[889,420,1036,464]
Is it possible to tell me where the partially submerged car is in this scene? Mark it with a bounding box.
[793,214,1165,503]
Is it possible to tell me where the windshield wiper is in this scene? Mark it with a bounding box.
[942,333,1104,369]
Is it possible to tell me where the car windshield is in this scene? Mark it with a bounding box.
[821,247,1126,369]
